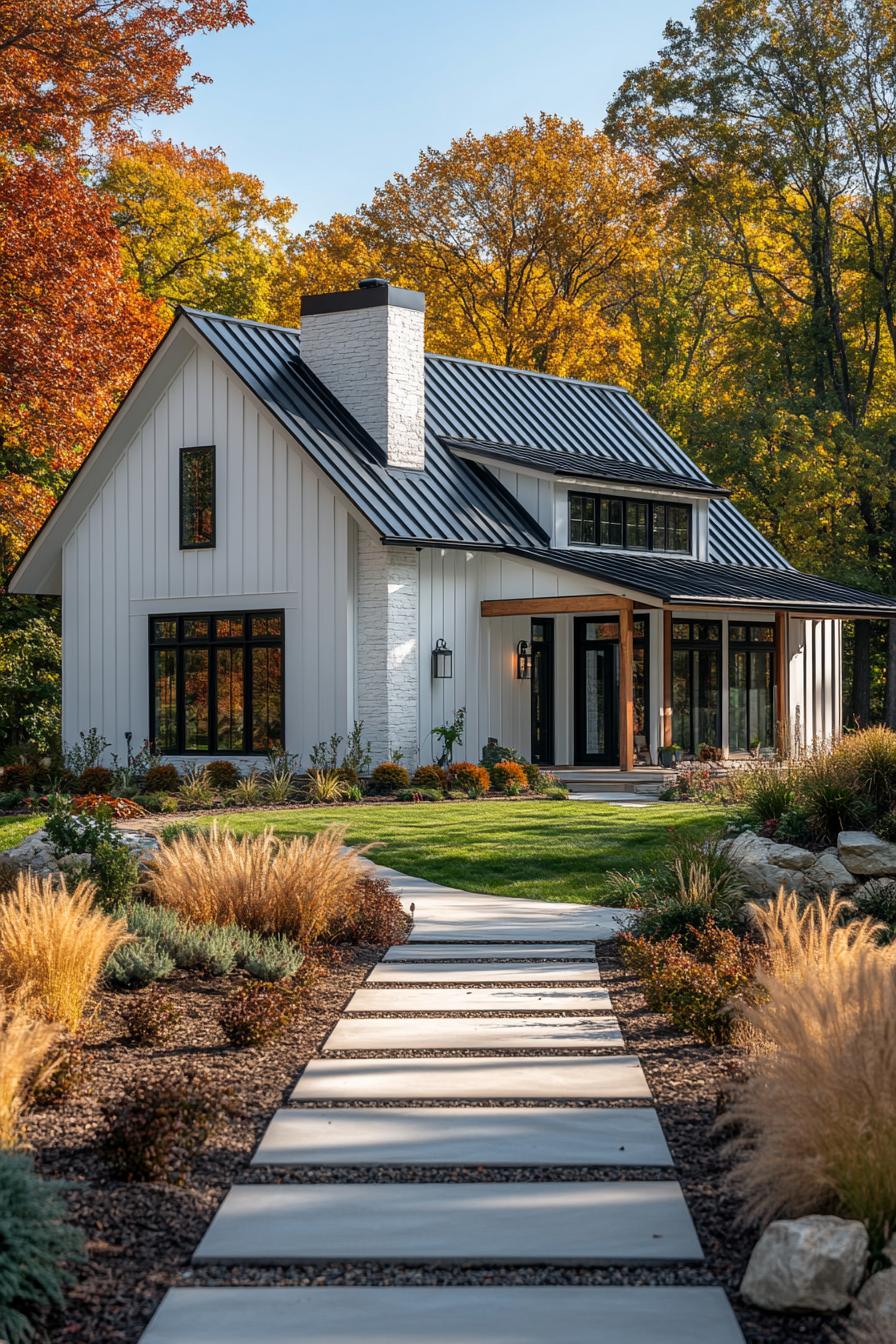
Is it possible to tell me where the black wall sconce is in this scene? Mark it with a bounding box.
[516,639,533,680]
[432,638,453,679]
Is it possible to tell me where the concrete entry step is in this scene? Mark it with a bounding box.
[343,986,613,1013]
[292,1054,651,1101]
[385,943,594,961]
[322,1015,623,1052]
[252,1106,673,1168]
[192,1181,704,1265]
[140,1286,746,1343]
[367,962,603,984]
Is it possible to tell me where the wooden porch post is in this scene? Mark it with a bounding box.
[662,609,673,748]
[619,605,635,771]
[775,610,788,749]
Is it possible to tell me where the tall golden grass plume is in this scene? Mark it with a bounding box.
[0,993,60,1147]
[147,823,372,952]
[0,872,131,1032]
[724,890,896,1246]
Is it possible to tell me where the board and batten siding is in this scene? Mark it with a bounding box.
[787,617,842,750]
[61,341,355,765]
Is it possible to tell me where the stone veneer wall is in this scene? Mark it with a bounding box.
[356,531,419,765]
[299,304,425,471]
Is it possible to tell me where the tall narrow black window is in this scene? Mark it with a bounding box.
[149,611,283,754]
[729,623,776,753]
[180,445,216,549]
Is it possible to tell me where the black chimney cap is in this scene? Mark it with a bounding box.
[358,277,389,289]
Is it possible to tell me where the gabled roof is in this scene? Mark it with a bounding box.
[514,547,896,617]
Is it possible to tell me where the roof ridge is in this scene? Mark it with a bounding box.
[177,305,302,336]
[423,350,627,393]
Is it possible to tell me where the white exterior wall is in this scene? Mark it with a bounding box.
[787,617,843,750]
[60,341,355,767]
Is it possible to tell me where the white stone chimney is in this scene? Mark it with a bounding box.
[300,279,426,471]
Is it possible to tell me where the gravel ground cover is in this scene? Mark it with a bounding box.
[27,950,375,1343]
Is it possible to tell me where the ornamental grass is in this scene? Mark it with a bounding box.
[146,822,370,952]
[0,996,60,1148]
[0,874,131,1033]
[723,891,896,1247]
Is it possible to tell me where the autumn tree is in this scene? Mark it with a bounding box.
[607,0,896,723]
[278,114,657,384]
[99,137,295,319]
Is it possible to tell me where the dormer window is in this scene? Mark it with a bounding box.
[180,445,215,549]
[569,492,691,554]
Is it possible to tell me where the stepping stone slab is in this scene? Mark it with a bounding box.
[368,962,603,984]
[323,1015,623,1051]
[252,1106,673,1167]
[192,1180,704,1265]
[344,986,613,1013]
[407,922,622,942]
[292,1054,651,1100]
[385,943,594,961]
[140,1285,746,1343]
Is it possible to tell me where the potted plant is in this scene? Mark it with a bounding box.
[750,736,761,758]
[660,743,684,767]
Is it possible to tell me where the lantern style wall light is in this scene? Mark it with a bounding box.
[516,639,533,680]
[432,638,453,679]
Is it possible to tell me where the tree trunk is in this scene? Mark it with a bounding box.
[886,620,896,729]
[851,620,872,728]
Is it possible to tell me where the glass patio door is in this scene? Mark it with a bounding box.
[574,618,619,765]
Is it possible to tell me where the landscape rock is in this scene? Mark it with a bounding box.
[0,827,157,878]
[855,1267,896,1332]
[765,842,817,871]
[838,831,896,877]
[806,848,858,894]
[724,831,775,866]
[740,1214,868,1312]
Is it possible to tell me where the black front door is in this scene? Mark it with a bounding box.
[530,618,554,765]
[574,617,619,765]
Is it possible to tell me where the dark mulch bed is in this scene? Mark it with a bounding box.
[27,949,375,1343]
[597,941,845,1344]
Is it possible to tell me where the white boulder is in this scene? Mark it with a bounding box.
[740,1214,868,1312]
[765,842,817,871]
[838,831,896,878]
[855,1267,896,1333]
[806,848,858,894]
[0,827,157,878]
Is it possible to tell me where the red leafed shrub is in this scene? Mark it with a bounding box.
[205,759,240,790]
[76,766,113,794]
[369,762,410,794]
[490,760,529,793]
[101,1069,229,1183]
[411,764,447,790]
[144,763,180,793]
[328,875,411,946]
[72,794,148,819]
[447,761,490,796]
[0,763,36,792]
[218,981,295,1048]
[619,921,759,1046]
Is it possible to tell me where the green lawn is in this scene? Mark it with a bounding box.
[193,800,725,906]
[0,813,45,851]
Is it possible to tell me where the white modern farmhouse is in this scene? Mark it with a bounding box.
[11,280,896,772]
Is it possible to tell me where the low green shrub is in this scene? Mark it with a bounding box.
[542,785,570,800]
[241,933,304,982]
[832,725,896,816]
[120,990,182,1045]
[101,1069,227,1183]
[160,795,180,813]
[0,1151,84,1344]
[143,763,180,793]
[205,760,240,791]
[606,831,748,944]
[89,838,139,908]
[131,792,165,813]
[369,761,410,794]
[219,982,294,1047]
[852,881,896,939]
[304,767,347,803]
[620,920,758,1045]
[0,790,23,811]
[123,904,236,976]
[104,940,175,988]
[396,787,442,802]
[738,764,795,828]
[411,764,447,790]
[230,769,264,805]
[797,753,870,844]
[480,740,527,770]
[177,767,215,808]
[447,761,490,796]
[159,821,202,845]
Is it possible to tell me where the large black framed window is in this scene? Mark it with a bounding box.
[671,619,721,754]
[569,492,691,553]
[729,622,776,753]
[149,611,284,755]
[180,445,216,549]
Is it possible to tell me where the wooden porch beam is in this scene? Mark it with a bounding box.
[662,609,673,749]
[775,610,788,746]
[481,595,634,617]
[618,605,635,771]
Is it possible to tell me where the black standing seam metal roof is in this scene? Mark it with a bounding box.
[514,548,896,616]
[181,310,896,612]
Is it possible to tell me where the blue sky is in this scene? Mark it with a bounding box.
[139,0,693,228]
